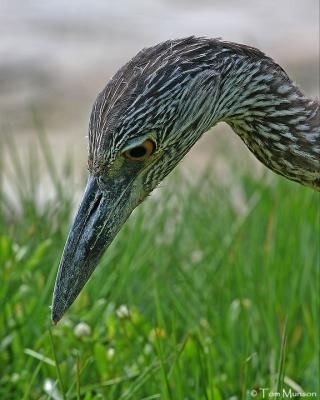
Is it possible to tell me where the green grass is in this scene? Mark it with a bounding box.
[0,132,319,399]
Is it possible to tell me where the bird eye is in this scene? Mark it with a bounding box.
[124,139,155,160]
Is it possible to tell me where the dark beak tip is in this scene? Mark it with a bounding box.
[51,305,62,325]
[51,290,67,325]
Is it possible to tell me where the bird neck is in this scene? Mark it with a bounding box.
[215,57,320,189]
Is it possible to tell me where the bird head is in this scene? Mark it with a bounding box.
[53,35,317,321]
[51,37,222,322]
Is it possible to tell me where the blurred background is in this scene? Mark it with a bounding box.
[0,0,319,192]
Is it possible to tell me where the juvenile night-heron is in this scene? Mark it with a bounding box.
[52,37,320,323]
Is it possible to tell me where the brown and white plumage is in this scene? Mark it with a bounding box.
[52,37,320,323]
[89,36,320,188]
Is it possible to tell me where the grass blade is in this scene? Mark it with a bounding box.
[48,328,67,400]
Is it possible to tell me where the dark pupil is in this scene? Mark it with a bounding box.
[130,146,147,158]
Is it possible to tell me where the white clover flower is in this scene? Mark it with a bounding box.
[116,304,130,319]
[19,284,30,295]
[191,249,203,263]
[43,378,62,400]
[73,322,91,338]
[143,343,153,355]
[11,373,20,383]
[107,347,115,360]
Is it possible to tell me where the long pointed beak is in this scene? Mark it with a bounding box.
[51,174,132,323]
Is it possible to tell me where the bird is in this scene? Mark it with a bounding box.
[51,36,320,323]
